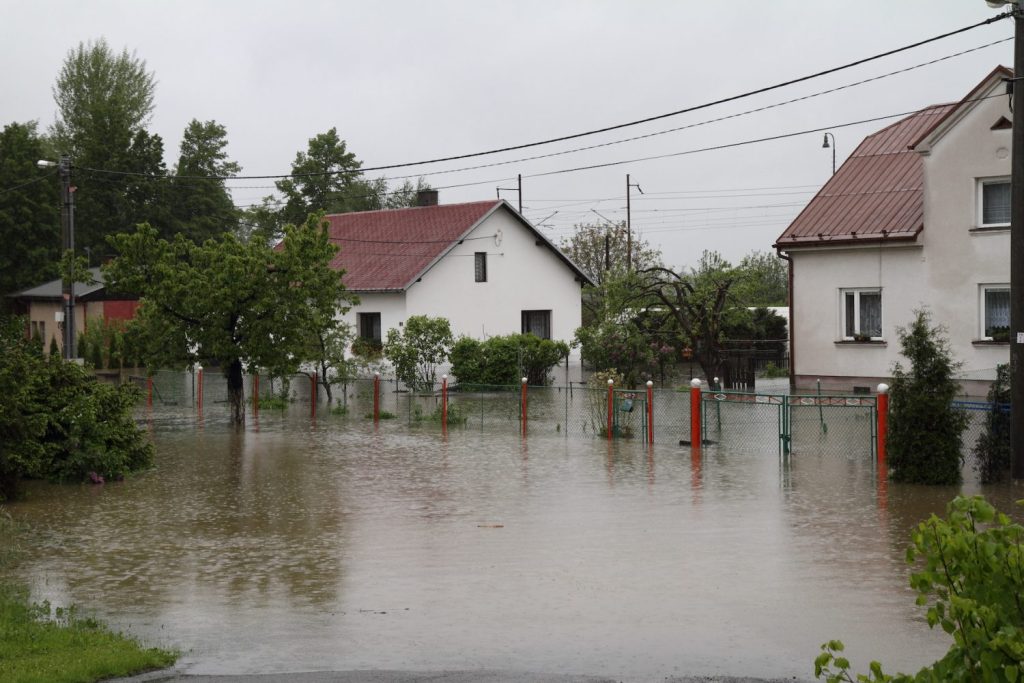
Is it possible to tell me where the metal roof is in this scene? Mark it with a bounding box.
[7,267,106,300]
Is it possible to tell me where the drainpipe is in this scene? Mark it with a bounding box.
[777,249,794,391]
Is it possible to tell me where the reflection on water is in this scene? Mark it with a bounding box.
[5,406,1024,680]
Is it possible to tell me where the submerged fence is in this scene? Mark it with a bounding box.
[138,369,1006,463]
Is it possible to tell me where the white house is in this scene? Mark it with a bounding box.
[774,67,1012,396]
[324,192,592,370]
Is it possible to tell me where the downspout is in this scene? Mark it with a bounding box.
[777,249,794,391]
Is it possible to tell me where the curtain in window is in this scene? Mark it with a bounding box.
[985,288,1010,337]
[860,292,881,337]
[983,182,1011,225]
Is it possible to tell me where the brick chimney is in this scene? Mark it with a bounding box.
[416,189,439,207]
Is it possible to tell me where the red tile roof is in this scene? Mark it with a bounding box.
[774,104,954,248]
[323,200,501,291]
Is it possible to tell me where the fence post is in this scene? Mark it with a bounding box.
[197,365,204,413]
[646,380,654,444]
[442,374,449,433]
[253,373,259,416]
[877,383,889,470]
[373,372,380,423]
[520,377,528,437]
[690,378,702,451]
[310,372,317,418]
[146,376,153,408]
[606,378,614,440]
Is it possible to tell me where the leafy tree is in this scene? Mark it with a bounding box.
[887,309,968,485]
[103,213,348,423]
[973,363,1011,484]
[450,333,569,387]
[0,315,152,501]
[735,250,788,306]
[170,119,241,243]
[560,221,663,288]
[0,122,60,298]
[275,128,371,227]
[383,315,453,393]
[816,496,1024,682]
[50,39,169,258]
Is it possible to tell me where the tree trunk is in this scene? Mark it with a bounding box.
[226,358,245,424]
[320,359,333,403]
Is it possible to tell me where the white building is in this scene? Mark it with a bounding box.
[324,192,592,370]
[774,67,1012,396]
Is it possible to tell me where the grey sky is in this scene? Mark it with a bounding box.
[0,1,1014,269]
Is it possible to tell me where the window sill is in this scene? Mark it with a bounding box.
[835,340,887,347]
[970,225,1010,234]
[972,339,1009,346]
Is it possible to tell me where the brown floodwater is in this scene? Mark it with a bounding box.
[4,404,1023,681]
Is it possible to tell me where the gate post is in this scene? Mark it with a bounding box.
[442,375,449,433]
[311,372,317,418]
[197,365,204,413]
[253,373,259,416]
[606,378,614,440]
[646,380,654,444]
[520,377,528,437]
[373,372,380,423]
[146,376,153,408]
[690,378,702,451]
[877,383,889,470]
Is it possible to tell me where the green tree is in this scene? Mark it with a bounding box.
[735,250,788,306]
[276,128,370,227]
[887,309,968,485]
[103,213,348,423]
[559,221,663,287]
[0,122,59,298]
[50,39,168,258]
[383,315,453,393]
[170,119,241,243]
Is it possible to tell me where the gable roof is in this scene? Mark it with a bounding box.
[323,199,592,291]
[7,267,108,301]
[774,104,953,249]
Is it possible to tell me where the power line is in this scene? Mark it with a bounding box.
[70,17,1010,183]
[0,171,57,197]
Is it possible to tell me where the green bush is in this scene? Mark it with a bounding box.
[450,333,568,386]
[973,363,1011,484]
[759,361,788,379]
[383,315,453,393]
[815,495,1024,682]
[0,315,153,501]
[887,310,968,485]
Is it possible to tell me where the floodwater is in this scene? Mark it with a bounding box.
[4,403,1024,681]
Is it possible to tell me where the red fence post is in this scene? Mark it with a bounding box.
[646,380,654,444]
[690,378,702,451]
[146,376,153,408]
[606,379,614,440]
[253,373,259,416]
[373,372,380,423]
[442,374,449,433]
[520,377,528,437]
[310,372,317,418]
[197,365,204,413]
[877,383,889,470]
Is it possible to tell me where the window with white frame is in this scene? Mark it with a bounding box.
[978,177,1011,227]
[841,288,882,340]
[981,284,1010,341]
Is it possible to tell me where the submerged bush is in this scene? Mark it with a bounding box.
[973,363,1011,484]
[450,333,569,387]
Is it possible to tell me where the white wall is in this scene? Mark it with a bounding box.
[340,291,405,342]
[791,82,1011,394]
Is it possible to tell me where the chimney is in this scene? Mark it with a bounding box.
[416,189,439,207]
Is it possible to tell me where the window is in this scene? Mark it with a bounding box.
[979,178,1011,227]
[474,252,487,282]
[521,310,551,339]
[841,289,882,340]
[357,312,382,344]
[981,284,1010,341]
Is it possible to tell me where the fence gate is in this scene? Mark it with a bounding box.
[612,389,648,440]
[702,390,877,457]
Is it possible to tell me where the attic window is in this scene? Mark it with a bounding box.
[474,252,487,282]
[991,116,1012,131]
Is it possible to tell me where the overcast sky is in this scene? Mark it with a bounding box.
[0,1,1015,269]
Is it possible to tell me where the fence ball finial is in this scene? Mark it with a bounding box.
[690,378,701,388]
[646,380,653,388]
[877,383,889,394]
[374,371,380,378]
[442,374,447,381]
[521,377,528,385]
[607,378,614,386]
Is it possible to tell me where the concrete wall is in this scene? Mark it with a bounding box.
[791,79,1010,396]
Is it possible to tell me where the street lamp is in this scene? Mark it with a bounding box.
[37,156,76,360]
[984,0,1024,479]
[822,132,836,175]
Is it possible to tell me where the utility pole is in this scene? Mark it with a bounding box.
[626,174,643,271]
[1012,3,1024,478]
[60,156,76,360]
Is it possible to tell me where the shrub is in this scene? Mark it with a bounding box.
[815,495,1024,682]
[759,361,788,379]
[973,363,1011,484]
[383,315,453,393]
[450,333,569,387]
[887,310,968,485]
